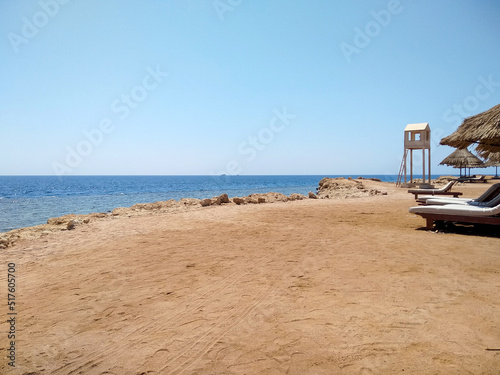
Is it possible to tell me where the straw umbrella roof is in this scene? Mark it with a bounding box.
[485,152,500,166]
[439,148,485,168]
[485,152,500,179]
[440,103,500,158]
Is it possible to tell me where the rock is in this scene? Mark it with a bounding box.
[47,214,80,225]
[66,219,80,230]
[111,207,128,216]
[357,177,382,182]
[257,197,266,203]
[368,189,387,196]
[0,238,9,249]
[201,198,212,207]
[289,193,307,201]
[248,192,288,203]
[218,193,230,204]
[131,202,163,211]
[233,197,245,205]
[83,218,90,224]
[149,202,163,210]
[90,213,108,219]
[212,193,230,205]
[47,217,66,225]
[317,177,367,199]
[160,199,178,208]
[308,191,317,199]
[179,198,201,206]
[245,197,258,204]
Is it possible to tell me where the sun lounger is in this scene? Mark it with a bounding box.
[408,180,462,199]
[417,183,500,206]
[409,203,500,229]
[457,175,487,183]
[416,197,470,205]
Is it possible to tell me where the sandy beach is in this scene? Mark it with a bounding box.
[1,179,499,374]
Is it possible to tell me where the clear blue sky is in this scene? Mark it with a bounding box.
[1,0,499,176]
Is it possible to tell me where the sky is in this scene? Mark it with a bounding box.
[1,0,499,176]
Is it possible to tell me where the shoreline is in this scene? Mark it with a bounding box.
[0,177,390,248]
[0,174,483,235]
[0,176,489,249]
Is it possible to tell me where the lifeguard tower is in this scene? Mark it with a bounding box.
[397,123,432,188]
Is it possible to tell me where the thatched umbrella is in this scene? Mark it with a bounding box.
[439,148,485,177]
[485,152,500,179]
[440,103,500,158]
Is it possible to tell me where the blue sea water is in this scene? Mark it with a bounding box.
[0,175,443,233]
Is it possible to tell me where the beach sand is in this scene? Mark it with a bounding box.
[1,180,499,374]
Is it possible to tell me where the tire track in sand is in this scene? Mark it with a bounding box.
[156,262,301,374]
[166,282,281,375]
[51,256,275,375]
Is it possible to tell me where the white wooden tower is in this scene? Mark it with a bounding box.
[397,123,432,187]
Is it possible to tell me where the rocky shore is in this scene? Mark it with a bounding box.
[0,177,391,249]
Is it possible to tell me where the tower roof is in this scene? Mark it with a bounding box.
[405,123,430,132]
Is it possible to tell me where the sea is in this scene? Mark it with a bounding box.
[0,175,445,233]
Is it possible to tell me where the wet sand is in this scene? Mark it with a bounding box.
[1,180,499,374]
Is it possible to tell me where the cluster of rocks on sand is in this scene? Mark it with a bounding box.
[316,177,387,199]
[0,177,387,249]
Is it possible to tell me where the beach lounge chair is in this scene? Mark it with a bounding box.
[457,175,487,183]
[417,183,500,206]
[408,202,500,230]
[407,180,462,199]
